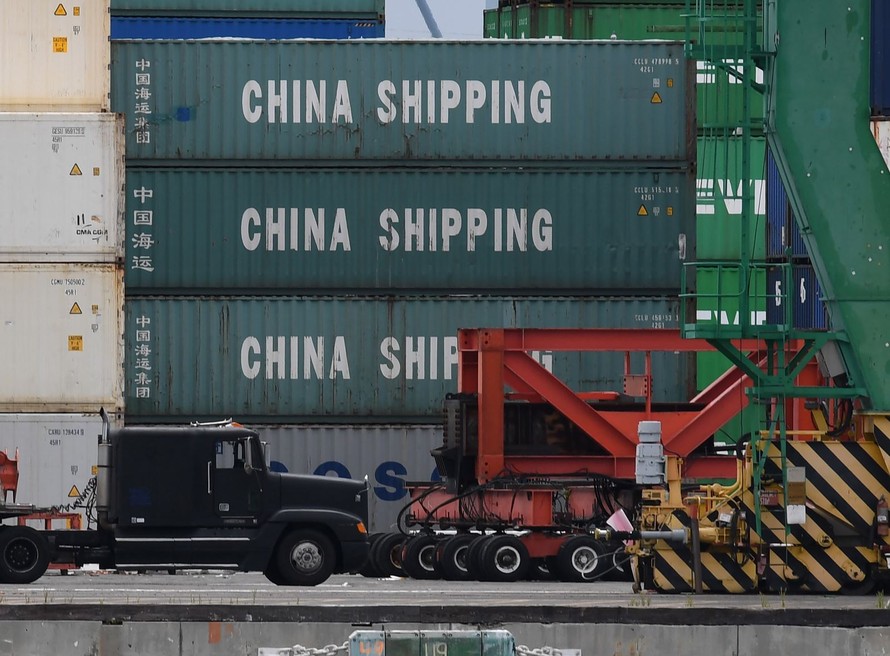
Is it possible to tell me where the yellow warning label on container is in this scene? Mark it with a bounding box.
[92,167,100,176]
[91,465,98,476]
[68,335,83,351]
[73,6,80,16]
[92,304,99,315]
[69,163,82,176]
[667,79,674,88]
[53,36,68,53]
[54,3,67,16]
[667,207,674,216]
[637,205,649,216]
[70,302,82,315]
[650,92,663,104]
[68,485,80,498]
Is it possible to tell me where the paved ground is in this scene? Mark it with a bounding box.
[0,570,885,616]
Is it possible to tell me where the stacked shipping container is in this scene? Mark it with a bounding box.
[113,39,696,529]
[0,1,124,525]
[483,2,764,443]
[109,0,384,39]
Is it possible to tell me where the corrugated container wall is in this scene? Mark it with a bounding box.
[0,114,125,263]
[249,424,441,532]
[1,0,110,111]
[766,265,829,330]
[0,265,124,413]
[872,0,890,116]
[110,0,385,17]
[110,17,384,39]
[485,3,763,130]
[110,40,695,163]
[0,414,123,529]
[765,148,788,259]
[125,167,694,294]
[696,136,766,260]
[125,296,692,421]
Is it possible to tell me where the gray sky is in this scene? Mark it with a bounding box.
[385,0,493,40]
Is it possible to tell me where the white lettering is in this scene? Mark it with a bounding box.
[240,336,350,380]
[242,81,262,124]
[240,208,351,252]
[377,207,552,253]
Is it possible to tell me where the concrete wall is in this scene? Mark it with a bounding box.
[1,621,889,656]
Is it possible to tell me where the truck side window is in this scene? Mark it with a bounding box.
[215,439,243,469]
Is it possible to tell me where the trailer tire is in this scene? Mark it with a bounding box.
[435,534,475,581]
[370,532,405,578]
[465,535,495,580]
[358,533,385,578]
[479,535,529,583]
[0,526,49,584]
[274,529,336,586]
[400,535,439,579]
[555,535,606,582]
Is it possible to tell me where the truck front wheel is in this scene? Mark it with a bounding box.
[275,529,336,586]
[0,526,50,584]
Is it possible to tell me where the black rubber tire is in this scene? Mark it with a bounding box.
[274,529,336,586]
[371,532,406,578]
[358,533,385,578]
[400,535,440,580]
[0,526,50,584]
[555,535,606,583]
[264,563,288,586]
[435,534,475,581]
[465,535,495,580]
[479,535,530,583]
[527,557,556,581]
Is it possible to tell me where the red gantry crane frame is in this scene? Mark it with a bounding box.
[456,328,822,483]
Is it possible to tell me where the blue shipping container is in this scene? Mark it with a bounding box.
[766,148,787,258]
[766,265,828,329]
[873,0,890,116]
[110,17,384,39]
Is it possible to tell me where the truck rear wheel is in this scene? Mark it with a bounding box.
[555,535,606,582]
[275,529,335,586]
[0,526,49,584]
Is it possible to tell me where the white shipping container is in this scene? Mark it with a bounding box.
[0,0,110,111]
[0,264,123,412]
[247,424,442,534]
[0,114,124,262]
[871,119,890,171]
[0,413,121,529]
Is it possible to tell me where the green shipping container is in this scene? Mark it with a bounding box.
[125,167,693,294]
[696,135,766,260]
[111,40,695,163]
[487,3,764,129]
[111,0,384,18]
[694,267,766,444]
[125,296,692,421]
[483,8,499,39]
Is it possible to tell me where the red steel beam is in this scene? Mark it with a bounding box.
[503,351,637,456]
[502,455,737,480]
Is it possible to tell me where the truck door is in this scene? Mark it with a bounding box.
[212,437,263,521]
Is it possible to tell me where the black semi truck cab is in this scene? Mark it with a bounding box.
[0,414,370,585]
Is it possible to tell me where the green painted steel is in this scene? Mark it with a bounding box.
[110,40,694,162]
[488,3,763,129]
[125,296,692,421]
[125,167,693,293]
[695,267,766,388]
[696,135,766,260]
[770,0,890,409]
[483,8,499,39]
[111,0,384,17]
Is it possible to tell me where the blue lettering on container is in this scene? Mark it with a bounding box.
[374,461,408,501]
[313,460,351,479]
